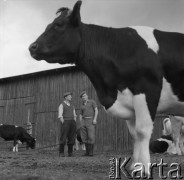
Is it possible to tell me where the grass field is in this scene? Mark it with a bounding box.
[0,148,183,180]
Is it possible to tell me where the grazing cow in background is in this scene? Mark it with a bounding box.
[150,118,177,155]
[0,124,36,152]
[29,1,184,175]
[75,128,85,151]
[149,134,175,154]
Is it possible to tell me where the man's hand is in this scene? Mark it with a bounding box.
[93,119,97,125]
[60,117,64,124]
[79,115,82,122]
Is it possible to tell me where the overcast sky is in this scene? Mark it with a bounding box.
[0,0,184,78]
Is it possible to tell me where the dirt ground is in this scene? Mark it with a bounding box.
[0,148,183,180]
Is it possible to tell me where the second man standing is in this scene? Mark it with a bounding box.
[79,91,98,156]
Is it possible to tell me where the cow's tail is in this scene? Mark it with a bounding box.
[162,118,172,135]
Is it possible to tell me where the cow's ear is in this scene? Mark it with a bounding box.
[70,1,82,26]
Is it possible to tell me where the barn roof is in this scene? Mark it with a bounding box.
[0,66,80,83]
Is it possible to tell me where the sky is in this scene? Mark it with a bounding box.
[0,0,184,78]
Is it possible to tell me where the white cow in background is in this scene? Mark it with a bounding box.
[169,116,184,155]
[150,116,184,155]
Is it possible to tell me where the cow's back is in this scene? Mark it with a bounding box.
[0,125,17,140]
[154,30,184,102]
[15,127,31,140]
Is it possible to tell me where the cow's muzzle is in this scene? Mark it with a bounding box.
[29,42,38,52]
[29,42,42,60]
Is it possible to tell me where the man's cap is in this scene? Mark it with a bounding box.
[63,92,72,98]
[80,91,87,98]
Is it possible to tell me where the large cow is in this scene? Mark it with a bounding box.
[0,124,36,152]
[29,1,184,175]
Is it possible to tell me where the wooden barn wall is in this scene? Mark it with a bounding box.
[0,68,163,152]
[0,78,35,129]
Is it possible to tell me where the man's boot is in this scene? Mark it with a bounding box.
[68,145,73,157]
[83,143,89,156]
[88,144,93,156]
[59,144,65,157]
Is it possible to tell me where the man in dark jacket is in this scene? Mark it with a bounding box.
[58,92,77,157]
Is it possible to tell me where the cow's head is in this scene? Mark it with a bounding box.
[27,138,36,149]
[29,1,82,64]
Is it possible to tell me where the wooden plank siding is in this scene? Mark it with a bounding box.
[0,66,163,152]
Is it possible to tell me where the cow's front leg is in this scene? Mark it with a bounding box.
[15,143,19,152]
[179,136,184,155]
[13,138,19,152]
[13,140,17,152]
[133,94,154,176]
[179,125,184,155]
[126,119,141,170]
[174,137,182,155]
[13,146,16,152]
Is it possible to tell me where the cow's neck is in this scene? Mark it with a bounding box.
[77,23,113,65]
[76,23,120,108]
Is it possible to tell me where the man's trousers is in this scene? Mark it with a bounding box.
[60,120,76,145]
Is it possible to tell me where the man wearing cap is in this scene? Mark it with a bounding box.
[58,92,77,157]
[79,91,98,156]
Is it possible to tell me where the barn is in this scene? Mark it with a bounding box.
[0,66,164,152]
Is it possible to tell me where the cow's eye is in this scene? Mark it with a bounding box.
[54,24,60,30]
[53,22,65,31]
